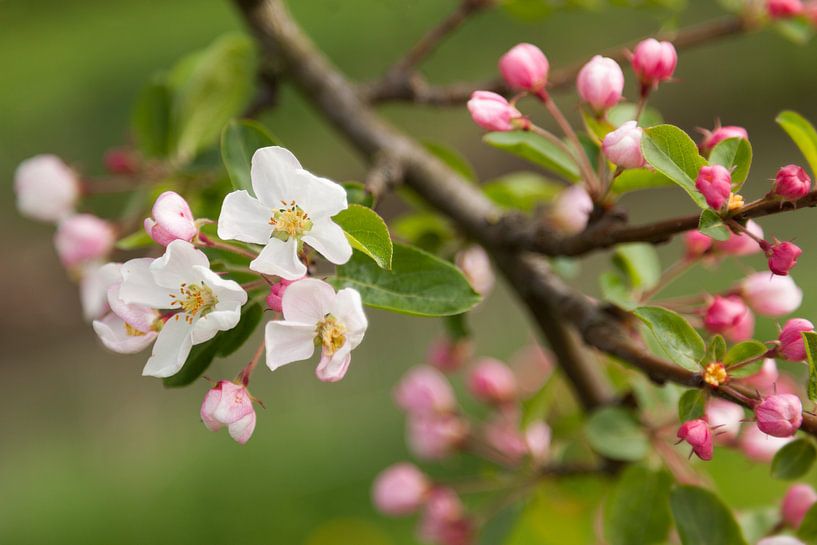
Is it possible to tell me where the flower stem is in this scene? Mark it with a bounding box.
[197,233,259,260]
[240,340,266,386]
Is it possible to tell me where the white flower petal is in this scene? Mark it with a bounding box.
[193,266,248,310]
[302,219,352,265]
[107,284,157,333]
[150,240,210,290]
[281,278,335,324]
[250,238,306,279]
[120,258,175,308]
[289,170,348,220]
[264,321,316,371]
[79,262,123,321]
[332,288,368,349]
[191,309,242,344]
[315,343,352,382]
[142,316,194,378]
[250,146,302,206]
[217,190,273,244]
[93,314,157,354]
[228,412,256,444]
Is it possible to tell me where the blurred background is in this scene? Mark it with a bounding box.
[2,1,817,543]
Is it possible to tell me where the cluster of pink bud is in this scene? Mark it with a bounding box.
[455,245,494,297]
[602,121,645,169]
[466,91,528,132]
[14,154,80,223]
[700,124,749,155]
[677,419,713,460]
[778,318,815,361]
[774,164,812,200]
[576,55,624,113]
[739,272,802,317]
[549,185,594,234]
[54,214,116,269]
[468,358,517,405]
[427,336,474,373]
[200,380,257,444]
[631,38,677,91]
[143,191,198,246]
[499,43,549,94]
[767,0,805,18]
[782,484,817,528]
[703,295,754,342]
[695,164,733,210]
[764,240,803,276]
[755,393,803,437]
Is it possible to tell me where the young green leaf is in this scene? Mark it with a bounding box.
[332,204,393,270]
[482,172,562,212]
[423,141,477,183]
[798,502,817,543]
[641,125,708,209]
[220,119,279,194]
[131,76,173,159]
[634,306,706,371]
[706,334,727,364]
[670,486,749,545]
[341,181,374,208]
[585,407,649,461]
[115,230,154,251]
[777,110,817,178]
[678,389,707,422]
[610,168,673,194]
[613,243,661,292]
[329,243,480,317]
[771,438,817,480]
[483,131,580,181]
[608,103,664,128]
[724,340,768,367]
[803,331,817,402]
[709,137,753,190]
[604,466,673,545]
[698,209,730,241]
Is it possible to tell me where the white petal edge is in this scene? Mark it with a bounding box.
[150,240,210,290]
[280,277,335,324]
[302,219,352,266]
[93,314,157,354]
[264,321,316,371]
[332,287,368,349]
[217,190,273,244]
[119,258,175,308]
[250,146,302,207]
[250,238,306,280]
[142,316,194,378]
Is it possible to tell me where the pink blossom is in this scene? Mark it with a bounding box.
[695,165,732,210]
[525,421,552,465]
[395,366,456,416]
[576,55,624,112]
[715,220,764,256]
[677,419,713,461]
[143,191,197,246]
[631,38,677,87]
[767,0,804,17]
[510,344,554,396]
[265,276,302,313]
[602,121,645,169]
[468,358,517,404]
[419,488,473,545]
[455,245,494,296]
[372,463,430,516]
[427,337,473,373]
[54,214,116,268]
[700,125,749,155]
[779,318,815,361]
[14,154,80,222]
[683,230,713,258]
[782,484,817,528]
[755,394,803,437]
[703,295,755,342]
[482,413,529,465]
[740,358,780,394]
[706,398,744,443]
[467,91,526,132]
[774,164,812,200]
[768,241,803,276]
[550,185,594,234]
[740,272,802,317]
[498,43,549,93]
[407,414,468,460]
[200,380,256,444]
[739,422,793,463]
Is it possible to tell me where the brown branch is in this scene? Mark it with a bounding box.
[365,151,405,199]
[366,15,749,105]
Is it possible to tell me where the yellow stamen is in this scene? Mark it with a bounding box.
[703,362,727,387]
[124,323,146,337]
[170,282,218,323]
[315,314,346,355]
[269,201,312,241]
[728,193,744,211]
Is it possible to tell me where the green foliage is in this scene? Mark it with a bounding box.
[706,334,727,363]
[608,103,664,128]
[390,212,453,253]
[611,168,673,194]
[771,438,817,480]
[424,141,477,183]
[724,340,768,377]
[332,204,393,270]
[634,306,705,371]
[774,18,816,45]
[340,182,374,208]
[220,119,280,194]
[798,502,817,543]
[585,407,649,461]
[600,244,660,308]
[131,76,173,159]
[641,125,708,209]
[330,243,480,316]
[482,172,562,212]
[803,331,817,401]
[483,131,580,181]
[670,486,749,545]
[698,209,730,241]
[604,466,672,545]
[777,110,817,178]
[678,389,706,422]
[115,229,154,250]
[709,137,752,190]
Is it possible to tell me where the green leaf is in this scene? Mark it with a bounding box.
[482,172,562,212]
[678,389,706,422]
[610,168,673,194]
[706,334,727,364]
[329,243,480,317]
[163,303,263,388]
[771,438,817,480]
[737,507,779,545]
[641,125,708,209]
[171,34,256,162]
[479,503,522,545]
[709,137,752,190]
[600,269,635,310]
[774,18,815,45]
[724,340,768,371]
[604,466,672,545]
[613,243,661,292]
[670,486,749,545]
[341,181,374,208]
[131,76,173,159]
[424,141,477,183]
[585,407,649,461]
[778,110,817,179]
[332,204,393,270]
[798,502,817,543]
[483,131,580,181]
[391,212,452,253]
[608,103,664,128]
[803,331,817,402]
[698,209,730,241]
[634,306,705,371]
[220,119,279,194]
[115,229,153,251]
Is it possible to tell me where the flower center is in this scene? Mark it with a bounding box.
[315,314,346,355]
[170,282,218,323]
[269,201,312,241]
[703,362,727,387]
[124,323,146,337]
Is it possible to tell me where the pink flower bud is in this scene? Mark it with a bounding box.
[419,488,474,545]
[427,337,473,373]
[372,463,430,516]
[143,191,197,246]
[200,380,256,444]
[104,147,139,175]
[14,154,80,222]
[455,245,494,296]
[695,165,732,210]
[483,413,529,465]
[783,484,817,528]
[715,220,764,256]
[740,358,779,394]
[740,272,802,317]
[677,419,713,461]
[706,398,744,443]
[631,38,677,87]
[775,164,812,200]
[602,121,645,169]
[510,344,554,396]
[54,214,116,268]
[525,421,552,464]
[767,0,804,17]
[739,422,793,462]
[407,414,468,460]
[576,55,624,112]
[756,393,803,437]
[468,358,517,404]
[550,185,594,234]
[683,230,714,258]
[700,125,749,155]
[467,91,526,132]
[395,366,456,416]
[768,241,802,276]
[265,276,302,313]
[703,295,755,342]
[498,43,549,92]
[779,318,815,361]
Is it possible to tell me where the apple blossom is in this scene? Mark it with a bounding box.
[779,318,815,361]
[92,312,159,354]
[631,38,677,88]
[265,276,302,313]
[683,230,713,258]
[372,463,431,516]
[740,358,780,394]
[706,398,744,443]
[703,295,754,342]
[576,55,624,112]
[782,484,817,528]
[498,43,549,93]
[54,214,116,269]
[482,413,529,465]
[700,125,749,154]
[739,422,794,463]
[407,414,468,460]
[767,0,804,17]
[144,191,198,246]
[525,421,551,464]
[466,91,528,132]
[14,154,80,222]
[740,272,802,317]
[118,240,247,377]
[755,394,803,437]
[418,488,473,545]
[200,380,257,444]
[767,241,803,276]
[455,245,494,297]
[395,366,456,416]
[427,336,473,373]
[217,146,351,280]
[715,220,764,256]
[264,277,367,382]
[677,418,713,461]
[550,184,593,234]
[695,165,732,210]
[602,121,644,169]
[774,164,812,200]
[79,262,125,321]
[468,358,517,404]
[510,343,553,396]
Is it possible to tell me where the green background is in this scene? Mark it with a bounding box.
[2,1,817,543]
